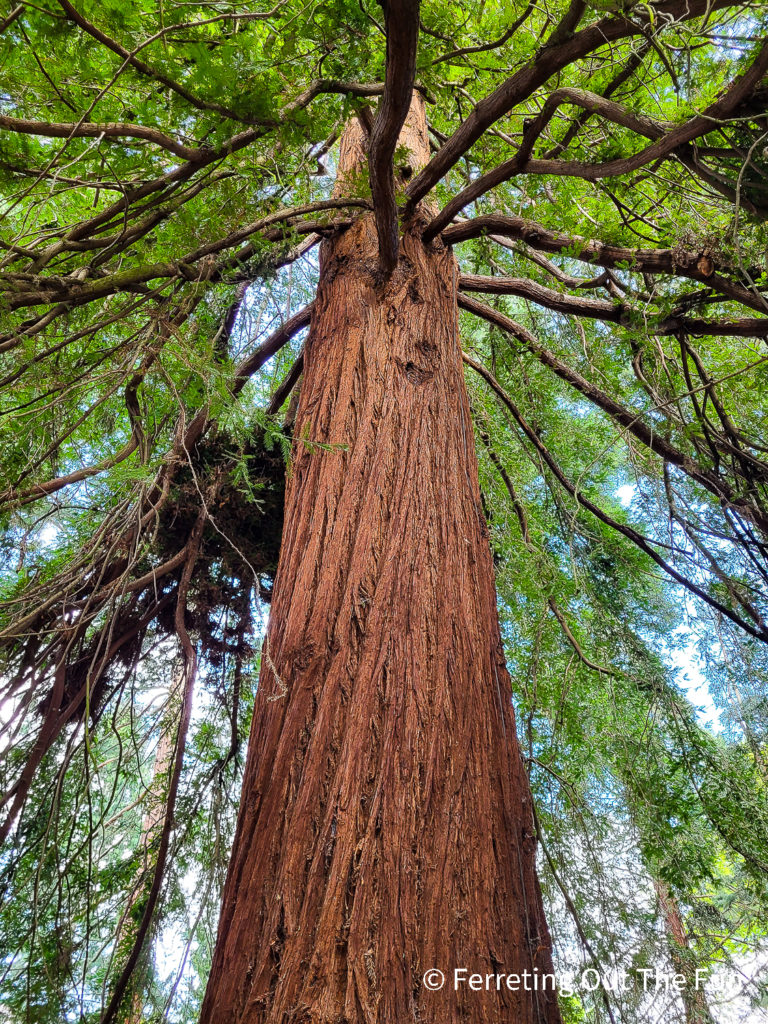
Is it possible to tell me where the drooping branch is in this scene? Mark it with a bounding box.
[459,292,768,538]
[0,301,310,646]
[100,507,205,1024]
[0,203,362,313]
[0,299,309,512]
[463,351,768,644]
[367,0,420,273]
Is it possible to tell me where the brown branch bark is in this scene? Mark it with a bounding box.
[266,350,304,415]
[367,0,421,273]
[424,85,671,238]
[425,35,768,237]
[0,112,202,160]
[459,273,768,336]
[406,0,739,205]
[0,5,22,32]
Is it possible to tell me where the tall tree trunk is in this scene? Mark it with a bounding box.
[201,102,561,1024]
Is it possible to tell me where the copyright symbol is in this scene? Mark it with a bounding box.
[423,969,445,991]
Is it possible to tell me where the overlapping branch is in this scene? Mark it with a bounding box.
[463,351,768,643]
[445,215,768,313]
[459,273,768,336]
[407,0,739,205]
[460,292,768,538]
[425,38,768,236]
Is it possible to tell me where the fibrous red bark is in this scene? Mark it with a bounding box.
[200,105,560,1024]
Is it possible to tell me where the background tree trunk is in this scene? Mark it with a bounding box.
[200,104,561,1024]
[654,878,716,1024]
[122,667,182,1024]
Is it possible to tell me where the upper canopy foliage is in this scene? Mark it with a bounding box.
[1,0,768,1021]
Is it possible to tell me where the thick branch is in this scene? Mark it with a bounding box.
[1,203,361,312]
[0,113,202,160]
[425,86,670,238]
[459,273,768,336]
[426,38,768,238]
[367,0,420,273]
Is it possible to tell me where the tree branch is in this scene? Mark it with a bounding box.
[431,4,533,66]
[0,112,202,160]
[367,0,420,274]
[407,0,742,205]
[459,273,768,336]
[445,215,768,313]
[459,292,768,537]
[425,37,768,238]
[463,350,768,643]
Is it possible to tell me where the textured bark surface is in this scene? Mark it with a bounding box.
[200,110,560,1024]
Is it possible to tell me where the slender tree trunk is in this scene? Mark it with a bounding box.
[116,667,182,1023]
[654,879,716,1024]
[201,102,560,1024]
[126,724,175,1021]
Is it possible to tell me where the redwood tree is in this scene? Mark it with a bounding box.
[200,101,559,1022]
[1,2,768,1023]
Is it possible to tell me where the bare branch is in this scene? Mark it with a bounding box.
[367,0,420,273]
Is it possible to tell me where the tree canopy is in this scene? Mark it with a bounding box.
[1,0,768,1021]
